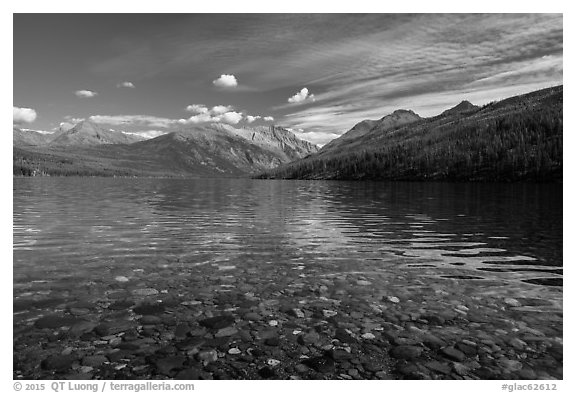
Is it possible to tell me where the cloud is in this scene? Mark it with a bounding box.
[186,104,209,114]
[123,130,167,139]
[246,115,261,123]
[116,81,135,88]
[74,14,560,146]
[57,117,85,131]
[296,131,340,147]
[75,90,98,98]
[59,122,75,131]
[211,105,234,115]
[20,128,53,134]
[219,111,243,125]
[263,116,274,122]
[179,113,215,124]
[89,114,176,128]
[13,107,37,124]
[179,104,243,125]
[288,87,315,104]
[179,110,243,125]
[212,74,238,88]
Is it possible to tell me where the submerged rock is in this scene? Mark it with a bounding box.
[390,345,423,360]
[214,327,238,337]
[199,315,235,330]
[41,355,75,371]
[34,315,83,329]
[197,349,218,364]
[82,355,108,368]
[303,356,335,373]
[440,346,467,362]
[132,288,159,296]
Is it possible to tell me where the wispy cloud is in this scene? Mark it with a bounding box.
[13,106,37,124]
[276,14,562,136]
[263,116,274,122]
[82,14,562,141]
[75,89,98,98]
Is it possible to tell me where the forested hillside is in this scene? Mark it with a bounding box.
[257,86,562,182]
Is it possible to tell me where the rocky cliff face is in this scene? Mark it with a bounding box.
[125,127,285,176]
[222,124,319,161]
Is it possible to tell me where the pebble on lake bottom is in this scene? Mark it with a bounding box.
[13,247,563,381]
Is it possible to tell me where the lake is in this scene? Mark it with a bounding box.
[13,178,563,380]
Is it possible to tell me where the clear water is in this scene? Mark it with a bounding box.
[13,178,562,287]
[12,177,563,379]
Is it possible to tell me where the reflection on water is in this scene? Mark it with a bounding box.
[14,178,562,289]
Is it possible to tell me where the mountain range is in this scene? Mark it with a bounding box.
[258,85,562,182]
[13,121,318,177]
[14,85,562,181]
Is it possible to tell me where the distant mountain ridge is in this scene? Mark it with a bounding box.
[440,100,479,116]
[258,85,563,182]
[13,127,54,146]
[13,120,319,177]
[49,120,145,146]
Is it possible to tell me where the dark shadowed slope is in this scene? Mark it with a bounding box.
[320,109,422,154]
[440,100,480,117]
[258,85,562,182]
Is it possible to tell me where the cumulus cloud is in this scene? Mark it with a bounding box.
[246,115,261,123]
[179,110,243,125]
[186,104,209,114]
[179,104,244,125]
[117,81,135,88]
[211,105,234,115]
[288,87,315,104]
[212,74,238,88]
[263,116,274,122]
[219,111,243,125]
[59,122,75,131]
[13,107,37,124]
[89,115,176,128]
[179,113,215,124]
[75,90,98,98]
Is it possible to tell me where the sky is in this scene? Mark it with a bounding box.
[13,13,563,146]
